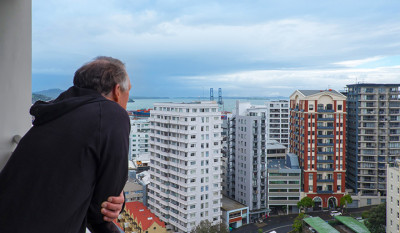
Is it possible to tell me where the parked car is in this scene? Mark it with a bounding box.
[330,211,342,216]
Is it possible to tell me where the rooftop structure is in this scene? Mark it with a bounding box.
[116,201,166,233]
[334,216,370,233]
[303,217,340,233]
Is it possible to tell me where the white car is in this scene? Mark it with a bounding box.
[330,211,342,216]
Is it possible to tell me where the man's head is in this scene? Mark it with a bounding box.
[73,56,131,109]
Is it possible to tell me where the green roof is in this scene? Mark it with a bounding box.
[334,216,370,233]
[303,217,340,233]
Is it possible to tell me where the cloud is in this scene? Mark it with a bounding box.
[32,0,400,96]
[333,56,385,67]
[174,66,400,97]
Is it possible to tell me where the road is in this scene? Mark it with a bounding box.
[231,205,374,233]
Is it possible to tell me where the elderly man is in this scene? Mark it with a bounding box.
[0,57,131,233]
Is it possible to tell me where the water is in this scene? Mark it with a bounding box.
[127,97,288,112]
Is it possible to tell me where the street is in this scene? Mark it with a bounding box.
[231,206,374,233]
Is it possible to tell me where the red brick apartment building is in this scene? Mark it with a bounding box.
[289,90,346,208]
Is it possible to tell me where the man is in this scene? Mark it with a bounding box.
[0,57,131,233]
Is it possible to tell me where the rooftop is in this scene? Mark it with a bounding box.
[124,201,166,230]
[347,83,400,87]
[303,217,340,233]
[221,195,248,211]
[334,216,370,233]
[267,153,300,171]
[298,89,342,96]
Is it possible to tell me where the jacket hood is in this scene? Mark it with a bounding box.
[30,86,108,126]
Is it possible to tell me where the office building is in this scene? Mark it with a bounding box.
[147,102,222,233]
[267,153,301,215]
[346,83,400,196]
[289,90,346,208]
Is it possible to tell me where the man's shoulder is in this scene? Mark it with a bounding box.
[99,100,129,123]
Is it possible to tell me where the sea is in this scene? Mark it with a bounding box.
[126,97,288,113]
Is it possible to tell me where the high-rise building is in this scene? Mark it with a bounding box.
[346,84,400,196]
[147,101,222,233]
[386,160,400,233]
[235,101,290,147]
[229,100,289,221]
[289,90,346,208]
[129,117,150,161]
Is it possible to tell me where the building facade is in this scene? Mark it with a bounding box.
[387,160,400,233]
[232,100,289,221]
[267,153,301,215]
[346,83,400,196]
[290,90,346,208]
[129,118,150,161]
[147,102,223,232]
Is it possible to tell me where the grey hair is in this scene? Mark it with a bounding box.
[73,56,129,95]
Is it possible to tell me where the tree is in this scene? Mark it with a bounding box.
[190,220,229,233]
[292,213,305,232]
[340,194,353,213]
[364,203,386,233]
[297,197,315,213]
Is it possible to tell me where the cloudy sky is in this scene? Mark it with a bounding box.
[33,0,400,97]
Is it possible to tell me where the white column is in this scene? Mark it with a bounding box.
[0,0,32,170]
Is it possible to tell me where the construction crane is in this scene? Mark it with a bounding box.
[218,88,223,105]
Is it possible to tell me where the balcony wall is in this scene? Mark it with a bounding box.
[0,0,32,170]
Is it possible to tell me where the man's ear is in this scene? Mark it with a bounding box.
[111,84,122,102]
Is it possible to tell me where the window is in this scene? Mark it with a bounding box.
[338,105,342,110]
[309,104,314,110]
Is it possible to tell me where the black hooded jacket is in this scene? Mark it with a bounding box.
[0,86,129,233]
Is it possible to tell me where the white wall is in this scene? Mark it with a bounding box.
[0,0,32,170]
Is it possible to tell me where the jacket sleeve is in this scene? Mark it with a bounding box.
[86,103,130,231]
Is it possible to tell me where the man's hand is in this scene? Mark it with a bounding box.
[101,191,125,222]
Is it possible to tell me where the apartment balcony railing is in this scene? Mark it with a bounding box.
[317,135,334,138]
[317,143,334,146]
[317,109,335,112]
[317,179,334,183]
[317,151,334,155]
[317,159,334,163]
[317,118,334,121]
[317,190,333,194]
[317,126,334,129]
[316,167,334,171]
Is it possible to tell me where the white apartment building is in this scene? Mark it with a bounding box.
[387,160,400,233]
[129,117,150,161]
[147,101,223,233]
[236,100,289,147]
[233,100,289,222]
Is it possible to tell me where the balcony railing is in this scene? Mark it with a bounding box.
[317,167,334,171]
[316,190,333,194]
[317,159,334,163]
[317,179,334,182]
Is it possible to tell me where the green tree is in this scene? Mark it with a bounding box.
[292,213,305,232]
[257,229,263,233]
[364,203,386,233]
[297,197,315,213]
[340,194,353,213]
[190,220,230,233]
